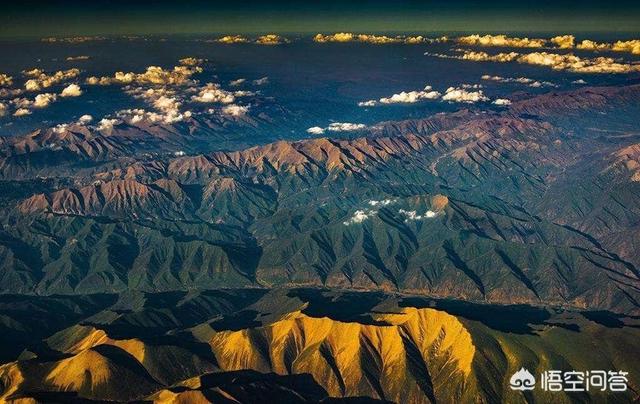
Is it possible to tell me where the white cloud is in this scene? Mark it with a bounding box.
[14,108,31,117]
[327,122,367,132]
[360,86,441,106]
[215,35,249,44]
[32,93,57,108]
[572,79,587,84]
[380,87,441,104]
[255,34,288,45]
[221,104,249,116]
[307,122,367,135]
[550,35,575,49]
[78,114,93,124]
[481,74,556,88]
[229,78,246,86]
[441,87,488,103]
[65,55,90,61]
[313,33,448,44]
[431,50,640,74]
[358,100,377,107]
[457,34,546,48]
[0,74,13,87]
[343,210,370,225]
[398,208,439,222]
[575,39,640,55]
[60,84,82,97]
[493,98,512,105]
[253,77,269,85]
[179,57,203,66]
[96,118,119,132]
[191,83,235,103]
[87,64,202,86]
[368,199,395,207]
[306,126,325,135]
[22,68,80,91]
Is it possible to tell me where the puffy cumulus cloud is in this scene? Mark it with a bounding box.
[306,126,325,135]
[191,83,235,103]
[572,79,587,84]
[327,122,367,132]
[255,34,288,45]
[307,122,367,135]
[426,51,519,62]
[360,86,441,106]
[481,74,556,88]
[441,87,488,103]
[343,210,370,225]
[516,52,640,73]
[179,57,204,66]
[214,35,249,44]
[77,114,93,124]
[122,86,192,124]
[221,104,249,116]
[313,32,355,42]
[32,93,57,108]
[457,34,546,48]
[492,98,512,106]
[398,209,438,221]
[117,107,192,125]
[550,35,575,49]
[314,33,448,44]
[380,87,441,104]
[576,40,611,51]
[65,55,90,61]
[461,51,520,62]
[576,39,640,55]
[431,50,640,74]
[368,199,396,207]
[60,84,82,97]
[22,68,81,91]
[357,100,377,107]
[86,64,202,87]
[0,74,13,87]
[344,199,396,225]
[253,77,269,85]
[96,118,119,132]
[612,40,640,55]
[229,78,246,86]
[14,108,31,117]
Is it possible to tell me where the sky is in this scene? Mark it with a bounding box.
[1,0,639,38]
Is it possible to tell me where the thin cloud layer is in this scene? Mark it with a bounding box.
[481,74,556,88]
